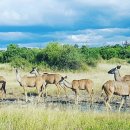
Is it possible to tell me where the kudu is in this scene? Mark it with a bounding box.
[108,65,130,87]
[0,76,6,99]
[30,68,67,97]
[101,66,130,111]
[59,78,94,106]
[108,65,130,81]
[15,69,45,102]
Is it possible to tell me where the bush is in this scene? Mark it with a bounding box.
[36,43,85,70]
[10,56,32,69]
[58,45,84,70]
[3,44,20,62]
[81,46,100,67]
[1,43,130,71]
[100,47,118,60]
[0,51,4,62]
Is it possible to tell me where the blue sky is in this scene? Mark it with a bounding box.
[0,0,130,48]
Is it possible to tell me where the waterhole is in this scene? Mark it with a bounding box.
[0,95,130,112]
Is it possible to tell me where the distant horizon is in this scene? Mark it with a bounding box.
[0,0,130,48]
[0,40,129,51]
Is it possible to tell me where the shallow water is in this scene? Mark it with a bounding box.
[0,96,130,113]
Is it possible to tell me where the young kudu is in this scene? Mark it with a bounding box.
[15,69,45,102]
[101,66,130,111]
[30,68,67,97]
[59,78,94,106]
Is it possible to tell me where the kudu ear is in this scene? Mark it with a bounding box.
[32,67,37,70]
[61,76,67,81]
[20,66,23,70]
[32,67,35,70]
[15,68,19,73]
[117,65,121,69]
[64,76,67,79]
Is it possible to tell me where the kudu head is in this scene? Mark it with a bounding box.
[14,67,23,74]
[30,67,39,76]
[61,76,67,81]
[59,76,67,83]
[108,65,121,74]
[59,76,68,86]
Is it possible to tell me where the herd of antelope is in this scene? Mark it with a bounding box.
[0,66,130,111]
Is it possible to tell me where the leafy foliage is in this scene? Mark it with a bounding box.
[0,43,130,70]
[81,45,100,67]
[10,56,31,69]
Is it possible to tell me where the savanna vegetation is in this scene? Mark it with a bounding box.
[0,42,130,71]
[1,107,130,130]
[0,42,130,130]
[0,63,130,130]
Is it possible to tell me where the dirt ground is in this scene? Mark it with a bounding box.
[1,63,130,112]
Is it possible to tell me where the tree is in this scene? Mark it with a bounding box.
[3,44,20,62]
[100,47,118,60]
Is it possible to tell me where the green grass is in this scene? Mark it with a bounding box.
[0,106,130,130]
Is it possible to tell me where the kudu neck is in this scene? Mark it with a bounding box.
[16,70,21,83]
[34,73,39,77]
[63,80,72,89]
[114,69,123,81]
[34,71,40,77]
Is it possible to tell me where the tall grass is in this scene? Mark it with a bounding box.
[0,106,130,130]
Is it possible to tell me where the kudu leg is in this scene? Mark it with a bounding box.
[44,86,47,97]
[59,82,68,97]
[87,89,93,108]
[119,96,126,112]
[124,96,127,110]
[38,91,43,103]
[37,86,44,103]
[61,86,67,97]
[104,96,112,111]
[89,94,93,108]
[56,84,61,98]
[23,87,28,102]
[1,91,6,100]
[2,82,6,100]
[74,90,79,105]
[43,84,47,97]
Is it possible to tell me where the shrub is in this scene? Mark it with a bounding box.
[36,43,85,70]
[81,46,100,67]
[10,56,32,69]
[100,47,118,60]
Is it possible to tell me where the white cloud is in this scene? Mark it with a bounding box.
[0,0,130,26]
[67,34,103,43]
[0,28,130,47]
[75,0,130,9]
[18,42,47,48]
[0,0,77,26]
[64,28,130,46]
[0,32,33,40]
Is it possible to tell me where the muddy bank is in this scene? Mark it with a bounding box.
[0,95,130,112]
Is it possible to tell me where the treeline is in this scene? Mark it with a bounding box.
[0,43,130,70]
